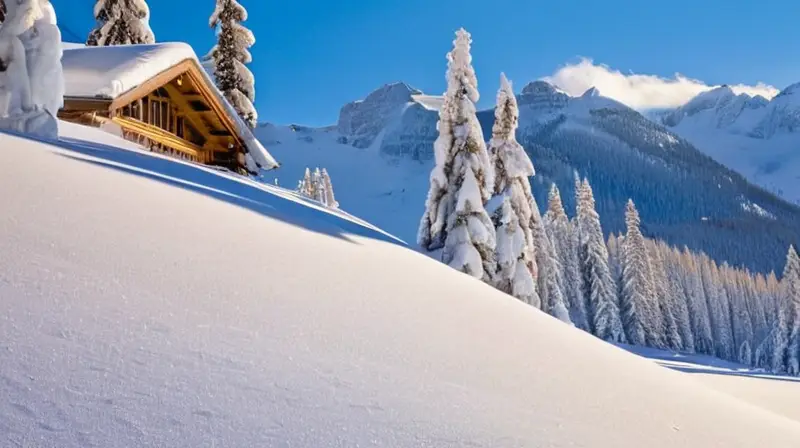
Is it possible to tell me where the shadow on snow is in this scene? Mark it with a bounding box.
[618,343,800,384]
[7,128,405,247]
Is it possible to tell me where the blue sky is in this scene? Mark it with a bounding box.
[53,0,800,126]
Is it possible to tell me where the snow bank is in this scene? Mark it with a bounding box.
[2,127,800,446]
[61,42,277,170]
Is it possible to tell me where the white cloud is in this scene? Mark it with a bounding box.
[542,58,779,110]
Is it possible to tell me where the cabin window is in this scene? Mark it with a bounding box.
[176,116,185,138]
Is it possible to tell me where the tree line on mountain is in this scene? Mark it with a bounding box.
[85,0,257,128]
[419,28,800,376]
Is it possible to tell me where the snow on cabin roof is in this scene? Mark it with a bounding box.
[62,43,197,100]
[61,42,278,170]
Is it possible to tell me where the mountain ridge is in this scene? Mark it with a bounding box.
[257,79,800,273]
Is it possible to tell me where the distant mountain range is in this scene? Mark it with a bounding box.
[257,80,800,273]
[654,84,800,205]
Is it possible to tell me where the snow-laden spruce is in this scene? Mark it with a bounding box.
[296,167,339,208]
[487,73,539,306]
[205,0,257,128]
[545,185,588,329]
[87,0,155,46]
[320,168,338,209]
[620,200,656,346]
[576,179,625,342]
[0,0,63,138]
[763,246,800,374]
[486,74,570,318]
[418,29,496,281]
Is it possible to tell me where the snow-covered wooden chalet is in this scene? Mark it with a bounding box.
[59,43,277,173]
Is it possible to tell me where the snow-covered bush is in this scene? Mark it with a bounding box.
[0,0,63,139]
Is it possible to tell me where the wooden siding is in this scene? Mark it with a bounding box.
[59,59,251,174]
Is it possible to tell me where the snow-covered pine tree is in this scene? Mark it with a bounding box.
[660,242,694,353]
[487,73,540,307]
[619,200,652,346]
[648,240,682,350]
[782,246,800,374]
[296,167,313,198]
[533,206,571,323]
[205,0,257,128]
[311,168,326,204]
[576,179,625,342]
[545,184,588,329]
[700,257,735,360]
[321,168,339,209]
[87,0,155,46]
[680,248,714,355]
[418,29,496,281]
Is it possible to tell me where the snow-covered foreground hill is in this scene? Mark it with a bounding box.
[4,125,800,446]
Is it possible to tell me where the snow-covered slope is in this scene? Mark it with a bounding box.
[4,125,800,446]
[659,85,800,205]
[259,82,800,273]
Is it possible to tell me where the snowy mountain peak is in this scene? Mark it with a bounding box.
[521,80,561,96]
[660,85,763,129]
[774,82,800,100]
[337,82,423,148]
[581,86,601,98]
[518,81,570,110]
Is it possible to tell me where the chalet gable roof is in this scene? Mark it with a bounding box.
[61,43,278,170]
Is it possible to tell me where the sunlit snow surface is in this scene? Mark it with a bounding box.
[2,123,800,446]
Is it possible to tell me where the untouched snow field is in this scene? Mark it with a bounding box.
[3,125,800,446]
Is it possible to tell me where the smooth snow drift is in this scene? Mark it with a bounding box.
[2,125,800,446]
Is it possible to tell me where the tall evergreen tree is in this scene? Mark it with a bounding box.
[419,29,495,281]
[619,200,652,346]
[206,0,257,128]
[87,0,155,46]
[576,179,625,342]
[320,168,339,209]
[545,185,588,329]
[680,248,714,354]
[649,241,682,350]
[783,246,800,374]
[488,73,539,306]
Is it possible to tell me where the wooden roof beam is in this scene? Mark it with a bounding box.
[161,83,217,145]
